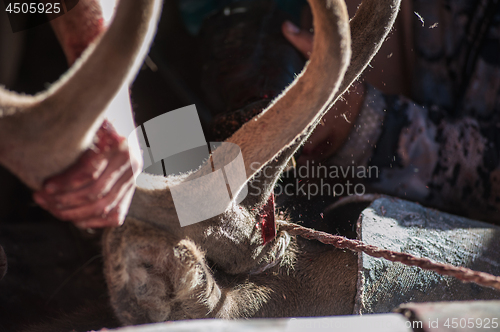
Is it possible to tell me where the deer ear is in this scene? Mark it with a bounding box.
[0,0,163,189]
[176,0,350,208]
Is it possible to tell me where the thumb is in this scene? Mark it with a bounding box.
[282,21,314,59]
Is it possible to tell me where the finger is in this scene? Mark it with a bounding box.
[40,120,123,194]
[47,167,134,221]
[55,169,133,222]
[282,21,314,59]
[73,182,135,229]
[74,218,116,229]
[43,148,131,209]
[73,210,121,229]
[73,210,120,229]
[42,148,109,194]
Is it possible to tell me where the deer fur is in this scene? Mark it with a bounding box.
[103,0,401,325]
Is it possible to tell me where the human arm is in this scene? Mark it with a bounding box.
[31,0,142,229]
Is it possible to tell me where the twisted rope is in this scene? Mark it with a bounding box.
[278,222,500,291]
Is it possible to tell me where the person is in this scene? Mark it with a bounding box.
[283,0,500,223]
[0,1,138,231]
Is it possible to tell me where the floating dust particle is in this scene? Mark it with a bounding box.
[414,11,424,26]
[144,56,158,72]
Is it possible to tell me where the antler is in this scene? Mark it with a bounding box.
[210,0,401,208]
[236,0,402,208]
[128,0,401,230]
[0,0,162,189]
[227,0,350,178]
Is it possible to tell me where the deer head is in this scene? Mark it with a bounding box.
[124,0,401,275]
[0,0,162,190]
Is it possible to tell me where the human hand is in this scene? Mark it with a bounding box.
[282,20,365,165]
[33,121,140,229]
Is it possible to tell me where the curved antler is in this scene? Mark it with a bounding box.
[226,0,351,182]
[0,0,162,189]
[236,0,402,208]
[128,0,401,229]
[128,0,350,223]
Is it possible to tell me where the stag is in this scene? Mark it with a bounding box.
[102,0,400,325]
[0,0,400,327]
